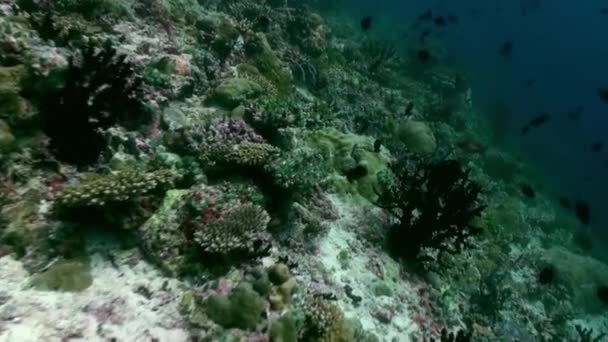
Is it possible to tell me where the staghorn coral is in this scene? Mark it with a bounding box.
[54,169,177,209]
[177,118,278,168]
[376,158,485,263]
[181,183,269,255]
[192,203,270,254]
[21,39,148,166]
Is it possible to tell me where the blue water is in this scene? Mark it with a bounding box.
[337,0,608,238]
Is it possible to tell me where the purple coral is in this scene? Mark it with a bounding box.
[186,118,264,150]
[182,118,276,166]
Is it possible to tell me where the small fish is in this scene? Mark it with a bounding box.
[373,139,382,152]
[447,13,459,24]
[575,200,590,225]
[520,184,535,198]
[457,140,487,154]
[419,29,431,42]
[559,197,571,209]
[405,102,414,116]
[598,88,608,103]
[361,16,372,31]
[525,78,535,87]
[417,49,432,62]
[591,142,603,152]
[521,113,551,134]
[418,9,433,21]
[500,40,513,57]
[538,266,555,285]
[434,16,447,27]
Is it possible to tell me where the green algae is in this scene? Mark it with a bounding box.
[30,258,92,292]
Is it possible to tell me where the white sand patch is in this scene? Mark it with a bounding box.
[0,241,190,342]
[316,194,418,341]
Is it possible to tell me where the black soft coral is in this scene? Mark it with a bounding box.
[378,159,485,262]
[33,40,145,166]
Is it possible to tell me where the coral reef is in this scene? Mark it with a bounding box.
[0,0,605,341]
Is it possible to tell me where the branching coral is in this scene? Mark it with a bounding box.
[361,40,398,73]
[193,203,270,254]
[182,184,270,255]
[178,118,278,168]
[54,169,178,209]
[21,40,147,166]
[376,158,485,262]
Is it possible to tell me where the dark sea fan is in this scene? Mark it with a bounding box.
[22,40,146,166]
[376,159,485,262]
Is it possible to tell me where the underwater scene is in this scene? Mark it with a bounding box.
[1,0,608,340]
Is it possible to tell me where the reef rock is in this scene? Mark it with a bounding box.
[0,119,15,152]
[399,120,437,154]
[137,190,191,276]
[211,78,262,108]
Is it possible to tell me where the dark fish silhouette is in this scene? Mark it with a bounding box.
[597,285,608,304]
[521,113,551,134]
[447,13,459,24]
[457,140,486,154]
[592,142,603,152]
[568,105,584,120]
[520,184,535,198]
[538,266,554,285]
[559,197,570,209]
[405,102,414,116]
[373,139,382,152]
[500,40,513,57]
[420,29,431,42]
[525,79,535,87]
[418,9,433,21]
[361,16,372,31]
[601,8,608,15]
[345,165,367,182]
[598,88,608,103]
[434,16,447,27]
[575,200,590,225]
[417,49,431,62]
